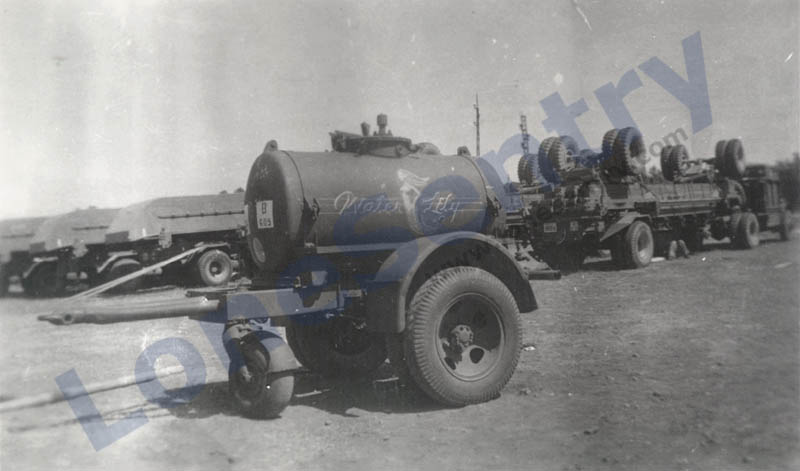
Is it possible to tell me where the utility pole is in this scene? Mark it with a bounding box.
[473,94,481,157]
[520,114,529,155]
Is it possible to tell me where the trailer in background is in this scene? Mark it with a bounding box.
[102,192,249,293]
[0,217,47,296]
[24,208,119,296]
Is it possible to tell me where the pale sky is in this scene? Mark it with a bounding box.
[1,0,798,219]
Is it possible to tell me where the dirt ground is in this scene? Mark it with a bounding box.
[1,234,798,471]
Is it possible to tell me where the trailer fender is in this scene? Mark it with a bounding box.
[22,257,58,281]
[365,231,537,333]
[96,251,138,276]
[223,322,300,373]
[600,212,644,243]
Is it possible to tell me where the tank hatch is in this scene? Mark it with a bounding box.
[329,114,412,157]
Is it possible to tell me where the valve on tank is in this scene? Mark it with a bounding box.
[375,114,392,136]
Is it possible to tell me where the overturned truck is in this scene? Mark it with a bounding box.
[513,128,793,271]
[41,115,539,417]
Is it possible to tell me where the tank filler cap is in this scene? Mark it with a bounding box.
[263,140,278,152]
[375,113,392,136]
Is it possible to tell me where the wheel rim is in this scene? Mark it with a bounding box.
[436,294,504,382]
[231,344,269,407]
[748,219,758,238]
[636,229,652,260]
[209,261,223,276]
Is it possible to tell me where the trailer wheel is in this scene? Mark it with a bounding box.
[285,317,387,377]
[402,267,522,406]
[622,221,653,268]
[736,212,759,249]
[779,210,793,241]
[106,258,142,294]
[228,340,294,419]
[196,249,233,287]
[25,262,64,297]
[612,127,647,176]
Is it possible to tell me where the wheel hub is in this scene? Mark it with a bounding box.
[449,324,474,352]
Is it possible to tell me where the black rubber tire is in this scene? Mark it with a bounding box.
[660,145,675,181]
[228,340,294,419]
[524,154,541,184]
[666,145,689,181]
[622,221,654,269]
[722,139,746,179]
[715,139,728,162]
[24,262,64,297]
[517,153,530,184]
[601,128,620,169]
[285,317,387,377]
[779,210,793,241]
[402,267,522,406]
[537,137,563,183]
[196,249,233,287]
[612,127,647,176]
[106,258,143,294]
[736,212,759,249]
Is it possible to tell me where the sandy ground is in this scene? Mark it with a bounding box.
[0,235,798,471]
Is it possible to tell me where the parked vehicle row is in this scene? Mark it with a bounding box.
[0,192,250,297]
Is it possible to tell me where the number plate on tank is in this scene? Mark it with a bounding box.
[543,222,557,233]
[256,200,274,229]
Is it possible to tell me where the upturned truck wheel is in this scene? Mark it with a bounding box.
[196,249,233,287]
[228,338,294,419]
[285,317,387,377]
[401,267,522,406]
